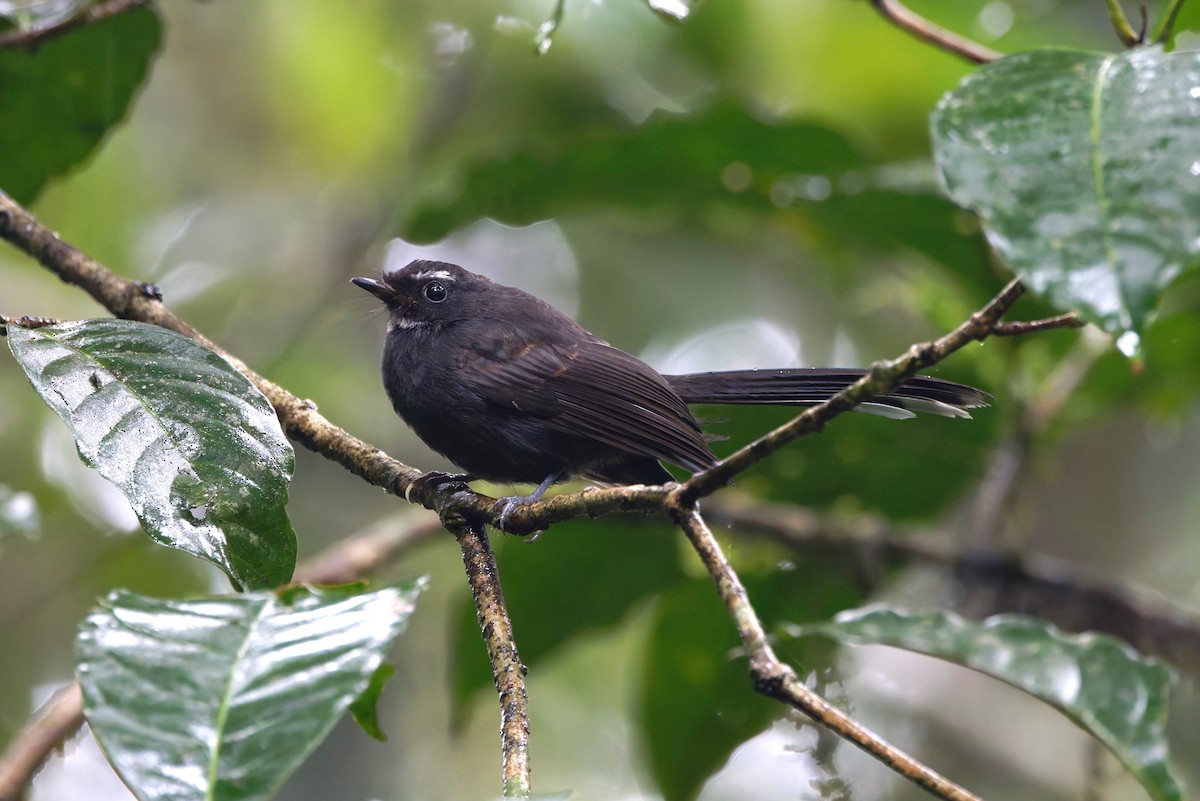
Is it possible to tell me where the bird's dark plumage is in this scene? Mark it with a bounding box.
[353,260,988,494]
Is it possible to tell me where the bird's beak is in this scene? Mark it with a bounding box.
[351,276,394,302]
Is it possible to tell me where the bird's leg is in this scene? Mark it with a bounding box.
[497,471,560,533]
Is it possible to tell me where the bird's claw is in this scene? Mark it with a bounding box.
[405,471,473,503]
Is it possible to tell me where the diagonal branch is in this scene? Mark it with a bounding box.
[666,499,984,801]
[680,279,1024,500]
[868,0,1002,64]
[0,188,1041,800]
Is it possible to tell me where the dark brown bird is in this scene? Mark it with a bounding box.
[353,260,987,503]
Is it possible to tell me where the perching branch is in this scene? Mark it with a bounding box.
[0,0,153,49]
[867,0,1002,64]
[0,188,1055,800]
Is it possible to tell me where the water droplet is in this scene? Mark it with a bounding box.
[721,161,752,193]
[1116,331,1140,358]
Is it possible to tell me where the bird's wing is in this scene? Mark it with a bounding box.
[469,336,718,473]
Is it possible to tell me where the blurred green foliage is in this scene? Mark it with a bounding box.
[2,0,1200,800]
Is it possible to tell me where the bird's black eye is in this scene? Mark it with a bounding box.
[423,281,447,303]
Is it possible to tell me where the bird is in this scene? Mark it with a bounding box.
[352,260,988,505]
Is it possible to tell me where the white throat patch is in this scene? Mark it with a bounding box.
[388,317,431,332]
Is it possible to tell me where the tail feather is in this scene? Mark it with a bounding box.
[664,368,989,419]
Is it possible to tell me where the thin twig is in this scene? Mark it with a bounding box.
[868,0,1002,64]
[0,684,84,801]
[681,279,1025,499]
[991,312,1083,337]
[449,519,531,796]
[666,500,983,801]
[0,0,153,49]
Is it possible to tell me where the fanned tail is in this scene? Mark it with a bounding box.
[664,368,990,420]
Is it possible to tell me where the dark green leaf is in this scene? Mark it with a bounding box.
[804,606,1180,801]
[7,320,297,589]
[932,47,1200,351]
[348,663,395,742]
[76,581,425,801]
[0,6,161,203]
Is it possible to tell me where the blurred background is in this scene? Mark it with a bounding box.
[3,0,1200,799]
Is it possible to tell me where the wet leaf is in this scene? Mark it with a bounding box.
[76,581,425,801]
[7,320,296,589]
[932,47,1200,351]
[803,606,1181,801]
[0,5,161,203]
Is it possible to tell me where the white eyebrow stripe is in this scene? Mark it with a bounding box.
[413,269,455,281]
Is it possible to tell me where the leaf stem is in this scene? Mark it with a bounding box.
[1103,0,1143,46]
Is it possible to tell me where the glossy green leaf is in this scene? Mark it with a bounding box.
[805,606,1180,801]
[0,5,161,203]
[76,581,425,801]
[7,320,296,589]
[932,47,1200,350]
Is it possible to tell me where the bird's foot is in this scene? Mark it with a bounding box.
[496,472,559,535]
[404,471,474,503]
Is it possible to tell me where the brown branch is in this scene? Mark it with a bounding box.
[991,313,1083,337]
[0,189,1034,799]
[0,0,153,50]
[0,684,84,801]
[680,279,1025,500]
[450,519,531,795]
[868,0,1002,64]
[667,500,984,801]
